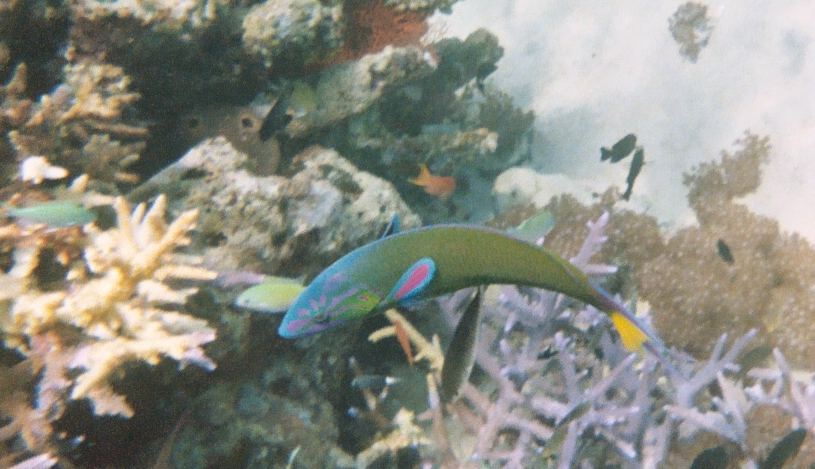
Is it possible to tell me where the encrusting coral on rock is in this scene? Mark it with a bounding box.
[130,137,421,275]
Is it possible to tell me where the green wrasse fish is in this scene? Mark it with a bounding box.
[279,224,668,360]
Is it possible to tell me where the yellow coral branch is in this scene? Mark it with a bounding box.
[368,309,444,371]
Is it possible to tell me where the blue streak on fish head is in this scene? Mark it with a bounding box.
[278,264,382,338]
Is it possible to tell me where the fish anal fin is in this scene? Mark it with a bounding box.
[387,258,435,303]
[440,287,483,403]
[609,310,648,352]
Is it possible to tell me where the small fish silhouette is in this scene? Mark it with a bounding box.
[622,147,644,201]
[716,239,734,264]
[601,133,637,163]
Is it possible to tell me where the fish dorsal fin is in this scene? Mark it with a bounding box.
[380,214,401,238]
[386,258,435,303]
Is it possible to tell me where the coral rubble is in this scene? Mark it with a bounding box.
[242,0,344,68]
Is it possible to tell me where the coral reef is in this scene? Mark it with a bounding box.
[16,2,815,469]
[286,45,439,139]
[242,0,344,68]
[0,194,217,418]
[0,177,219,466]
[332,212,815,469]
[75,0,229,30]
[5,60,146,185]
[498,132,815,368]
[170,381,349,468]
[636,133,815,366]
[129,137,421,276]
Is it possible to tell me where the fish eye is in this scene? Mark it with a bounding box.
[241,117,255,129]
[185,116,201,130]
[313,310,329,323]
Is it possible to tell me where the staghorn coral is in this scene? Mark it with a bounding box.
[0,194,217,418]
[355,213,815,469]
[6,59,147,185]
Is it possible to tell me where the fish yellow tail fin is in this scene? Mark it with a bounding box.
[609,311,649,351]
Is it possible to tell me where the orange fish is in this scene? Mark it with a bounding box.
[408,164,456,198]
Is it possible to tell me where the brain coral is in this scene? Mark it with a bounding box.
[638,133,815,365]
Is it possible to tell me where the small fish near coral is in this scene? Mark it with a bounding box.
[716,238,734,264]
[622,147,644,201]
[506,209,555,245]
[4,200,96,227]
[408,164,456,198]
[179,106,282,175]
[278,222,671,373]
[439,287,484,402]
[234,276,306,313]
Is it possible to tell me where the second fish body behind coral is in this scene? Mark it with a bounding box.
[408,164,456,198]
[234,276,306,313]
[179,106,281,175]
[506,209,556,245]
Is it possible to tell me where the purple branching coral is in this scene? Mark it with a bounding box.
[434,213,667,468]
[428,212,815,469]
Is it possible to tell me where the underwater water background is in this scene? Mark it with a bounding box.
[444,0,815,239]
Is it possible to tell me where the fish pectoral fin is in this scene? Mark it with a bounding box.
[386,258,436,303]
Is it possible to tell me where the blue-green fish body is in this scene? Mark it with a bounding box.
[507,210,555,244]
[6,201,96,227]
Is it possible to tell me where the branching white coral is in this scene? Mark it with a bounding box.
[19,157,68,184]
[1,195,217,417]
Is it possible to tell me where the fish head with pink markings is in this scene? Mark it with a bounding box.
[278,266,383,338]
